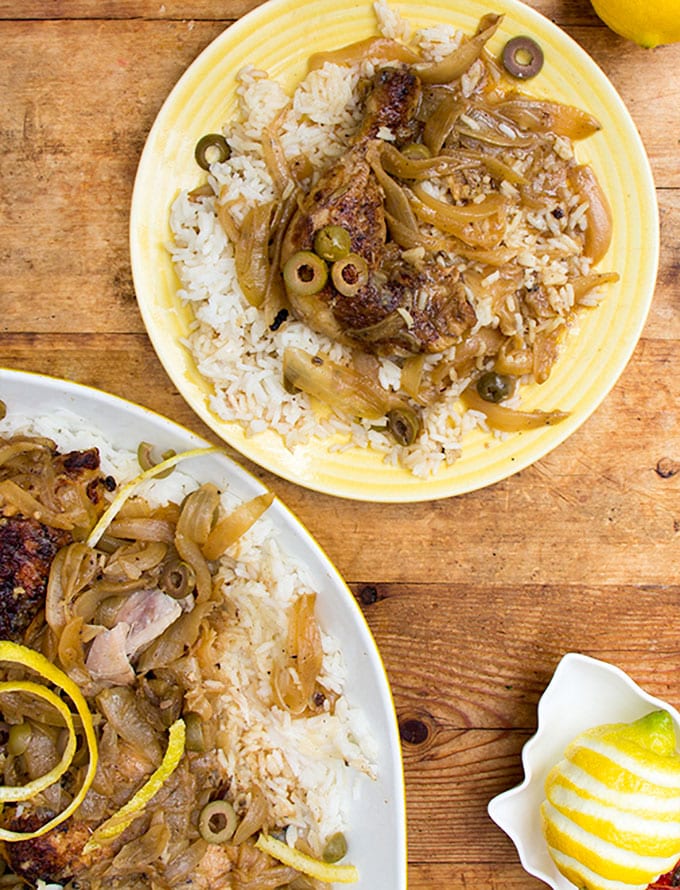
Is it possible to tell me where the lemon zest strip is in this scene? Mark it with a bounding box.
[83,717,186,853]
[86,447,220,548]
[0,641,99,842]
[255,833,359,884]
[0,680,77,803]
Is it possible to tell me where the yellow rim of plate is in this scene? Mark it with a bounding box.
[130,0,659,502]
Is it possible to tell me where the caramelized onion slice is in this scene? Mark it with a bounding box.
[272,593,323,715]
[232,785,268,845]
[46,542,98,635]
[568,164,614,263]
[202,492,275,561]
[380,141,470,180]
[413,13,503,84]
[0,479,78,531]
[308,36,420,70]
[422,93,464,155]
[235,201,275,307]
[283,347,404,422]
[495,95,602,140]
[460,385,569,432]
[410,187,507,249]
[571,271,620,304]
[176,483,220,547]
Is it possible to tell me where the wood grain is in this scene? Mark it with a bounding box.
[1,2,679,888]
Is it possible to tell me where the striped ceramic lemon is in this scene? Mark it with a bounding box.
[541,711,680,890]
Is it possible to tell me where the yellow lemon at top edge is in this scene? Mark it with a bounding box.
[541,711,680,890]
[591,0,680,47]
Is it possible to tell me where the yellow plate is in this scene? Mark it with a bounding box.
[130,0,658,502]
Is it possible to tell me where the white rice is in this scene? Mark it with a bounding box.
[0,408,376,856]
[168,0,603,477]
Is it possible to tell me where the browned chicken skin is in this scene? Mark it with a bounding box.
[0,445,106,642]
[281,66,476,355]
[1,812,100,886]
[0,516,71,641]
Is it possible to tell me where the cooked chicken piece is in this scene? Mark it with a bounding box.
[281,66,476,355]
[0,811,104,886]
[187,841,299,890]
[116,588,183,658]
[87,622,135,685]
[0,515,71,641]
[86,588,182,685]
[0,444,110,642]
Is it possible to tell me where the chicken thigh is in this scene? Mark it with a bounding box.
[280,66,476,355]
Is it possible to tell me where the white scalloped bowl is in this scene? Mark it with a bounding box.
[487,652,680,889]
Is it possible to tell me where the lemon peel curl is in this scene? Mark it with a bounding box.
[0,641,99,842]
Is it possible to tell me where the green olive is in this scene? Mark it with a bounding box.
[137,441,176,478]
[401,142,432,160]
[387,406,422,446]
[330,254,369,297]
[283,251,329,296]
[183,711,206,753]
[198,799,238,844]
[160,558,196,600]
[322,831,348,863]
[0,400,6,421]
[194,133,231,170]
[8,721,32,757]
[476,371,515,403]
[313,225,351,262]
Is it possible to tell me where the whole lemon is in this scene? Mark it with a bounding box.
[541,711,680,890]
[591,0,680,47]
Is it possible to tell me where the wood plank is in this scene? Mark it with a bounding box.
[2,329,680,589]
[564,29,680,188]
[0,331,234,452]
[0,0,261,18]
[0,0,600,25]
[0,19,224,334]
[400,728,528,862]
[356,583,680,729]
[408,860,547,889]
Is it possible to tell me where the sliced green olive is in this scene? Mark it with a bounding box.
[387,406,422,446]
[183,711,206,753]
[0,400,6,421]
[501,36,544,80]
[160,558,196,600]
[401,142,432,160]
[322,831,348,863]
[194,133,231,170]
[313,225,351,262]
[137,441,177,478]
[283,251,329,296]
[476,371,515,403]
[331,254,369,297]
[8,721,32,757]
[199,799,238,844]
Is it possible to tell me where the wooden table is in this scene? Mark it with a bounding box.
[1,1,679,886]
